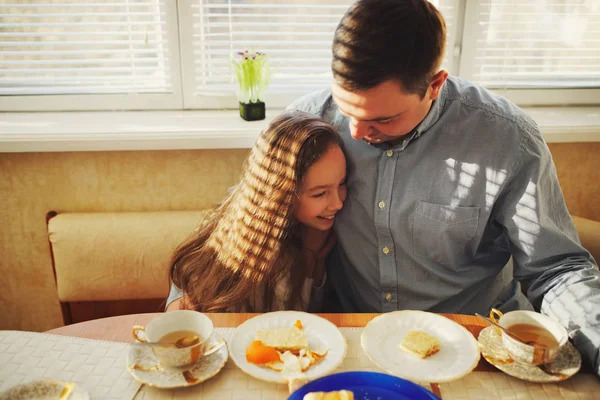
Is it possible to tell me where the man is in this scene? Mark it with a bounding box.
[288,0,600,375]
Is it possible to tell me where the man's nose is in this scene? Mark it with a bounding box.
[349,119,369,140]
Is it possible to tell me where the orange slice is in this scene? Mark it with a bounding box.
[246,340,281,364]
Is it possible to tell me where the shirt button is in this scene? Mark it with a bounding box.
[382,246,390,255]
[378,201,385,209]
[385,293,393,301]
[386,150,393,157]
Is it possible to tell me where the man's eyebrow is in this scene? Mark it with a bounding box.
[337,105,403,122]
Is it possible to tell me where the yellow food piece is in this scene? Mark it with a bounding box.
[303,390,354,400]
[399,330,441,359]
[255,327,308,352]
[311,346,329,357]
[295,319,304,329]
[58,382,76,400]
[265,360,284,371]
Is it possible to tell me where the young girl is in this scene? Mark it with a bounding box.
[166,111,347,312]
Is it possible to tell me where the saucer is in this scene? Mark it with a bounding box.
[126,332,228,389]
[0,379,90,400]
[478,326,581,383]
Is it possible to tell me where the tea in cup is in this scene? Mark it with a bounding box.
[132,310,224,370]
[490,308,568,366]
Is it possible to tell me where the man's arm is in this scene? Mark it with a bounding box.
[496,124,600,375]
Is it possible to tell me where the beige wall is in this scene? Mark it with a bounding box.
[1,142,598,332]
[547,143,600,222]
[0,149,248,332]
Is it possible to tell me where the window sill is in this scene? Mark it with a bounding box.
[0,107,599,153]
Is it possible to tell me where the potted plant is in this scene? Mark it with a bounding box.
[232,49,273,121]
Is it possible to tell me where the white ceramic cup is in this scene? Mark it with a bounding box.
[132,310,224,370]
[490,308,568,366]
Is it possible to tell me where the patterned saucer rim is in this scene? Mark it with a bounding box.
[0,379,90,400]
[125,331,229,389]
[478,325,581,383]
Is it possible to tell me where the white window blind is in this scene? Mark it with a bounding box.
[180,0,458,109]
[0,0,182,111]
[461,0,600,89]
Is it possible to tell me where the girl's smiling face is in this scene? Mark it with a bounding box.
[294,144,347,230]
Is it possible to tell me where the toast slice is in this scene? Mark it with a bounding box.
[303,390,354,400]
[255,327,308,352]
[399,330,440,359]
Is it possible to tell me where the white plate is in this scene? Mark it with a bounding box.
[126,331,228,389]
[229,311,347,383]
[0,379,90,400]
[361,311,480,383]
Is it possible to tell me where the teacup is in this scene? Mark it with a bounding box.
[490,308,568,366]
[132,310,224,370]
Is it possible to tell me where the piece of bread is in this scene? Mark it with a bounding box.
[303,390,354,400]
[255,327,308,352]
[288,376,310,393]
[399,330,440,359]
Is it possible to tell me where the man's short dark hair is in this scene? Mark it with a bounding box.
[332,0,446,97]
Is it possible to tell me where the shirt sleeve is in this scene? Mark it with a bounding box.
[165,282,183,311]
[495,123,600,375]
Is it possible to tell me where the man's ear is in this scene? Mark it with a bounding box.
[429,70,449,100]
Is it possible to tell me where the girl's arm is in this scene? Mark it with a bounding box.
[165,282,190,311]
[166,298,182,311]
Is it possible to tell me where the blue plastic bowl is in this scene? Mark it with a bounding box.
[287,371,440,400]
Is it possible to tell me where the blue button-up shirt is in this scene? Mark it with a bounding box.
[288,76,600,374]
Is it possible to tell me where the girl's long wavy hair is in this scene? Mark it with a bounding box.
[170,111,342,312]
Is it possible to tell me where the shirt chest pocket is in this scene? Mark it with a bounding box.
[412,201,480,266]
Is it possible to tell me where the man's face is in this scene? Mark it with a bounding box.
[331,76,445,144]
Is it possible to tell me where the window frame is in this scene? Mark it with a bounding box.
[457,0,600,106]
[177,1,354,110]
[0,0,598,112]
[0,1,184,112]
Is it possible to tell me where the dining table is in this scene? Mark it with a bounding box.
[1,313,598,399]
